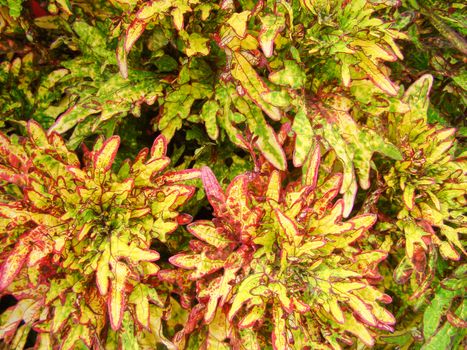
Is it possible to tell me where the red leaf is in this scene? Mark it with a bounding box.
[177,213,193,225]
[446,310,467,328]
[156,169,202,184]
[201,166,226,214]
[303,144,320,188]
[31,0,48,18]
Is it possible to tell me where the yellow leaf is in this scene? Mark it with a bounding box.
[228,273,264,320]
[231,52,281,121]
[328,298,345,324]
[266,170,281,202]
[93,136,120,172]
[344,313,375,347]
[227,11,250,37]
[96,247,111,295]
[129,284,150,329]
[346,294,377,327]
[108,261,130,330]
[275,209,302,246]
[403,184,415,210]
[187,221,231,248]
[239,305,264,328]
[357,52,398,96]
[439,241,460,261]
[272,304,287,350]
[0,240,31,291]
[27,120,49,148]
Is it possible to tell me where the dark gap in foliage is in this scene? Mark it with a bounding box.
[224,157,233,167]
[152,238,173,265]
[113,105,158,167]
[25,326,38,348]
[0,295,16,314]
[192,206,214,222]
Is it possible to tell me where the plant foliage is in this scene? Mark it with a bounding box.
[0,0,465,349]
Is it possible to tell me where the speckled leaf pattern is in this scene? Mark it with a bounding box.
[1,0,466,349]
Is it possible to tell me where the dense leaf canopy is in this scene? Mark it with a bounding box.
[0,0,465,349]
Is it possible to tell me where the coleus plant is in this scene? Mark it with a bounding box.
[21,0,402,175]
[380,262,466,349]
[298,0,406,95]
[1,0,407,221]
[420,263,466,349]
[0,120,199,349]
[382,75,466,290]
[0,0,466,350]
[40,19,166,149]
[169,144,395,349]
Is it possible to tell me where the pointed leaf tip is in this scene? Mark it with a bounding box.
[94,136,120,172]
[151,134,168,159]
[201,166,226,212]
[27,120,49,148]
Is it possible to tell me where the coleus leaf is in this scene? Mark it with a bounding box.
[227,11,251,38]
[108,261,131,331]
[169,253,224,280]
[120,311,138,350]
[183,32,210,57]
[228,273,264,321]
[175,145,392,348]
[272,303,287,350]
[49,70,163,148]
[385,74,466,265]
[292,107,313,166]
[356,52,398,96]
[200,100,220,140]
[0,226,48,291]
[187,221,232,249]
[321,110,401,216]
[422,265,466,350]
[237,100,286,170]
[0,240,31,292]
[259,14,286,58]
[94,135,120,173]
[231,51,281,121]
[269,60,306,89]
[201,166,226,216]
[0,121,197,346]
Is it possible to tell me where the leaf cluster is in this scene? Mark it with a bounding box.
[0,0,465,349]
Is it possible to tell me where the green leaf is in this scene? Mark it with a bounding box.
[269,60,306,89]
[6,0,25,18]
[200,100,219,140]
[423,288,458,340]
[185,33,210,57]
[120,311,139,350]
[243,103,286,170]
[402,74,433,125]
[259,14,286,57]
[292,108,313,166]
